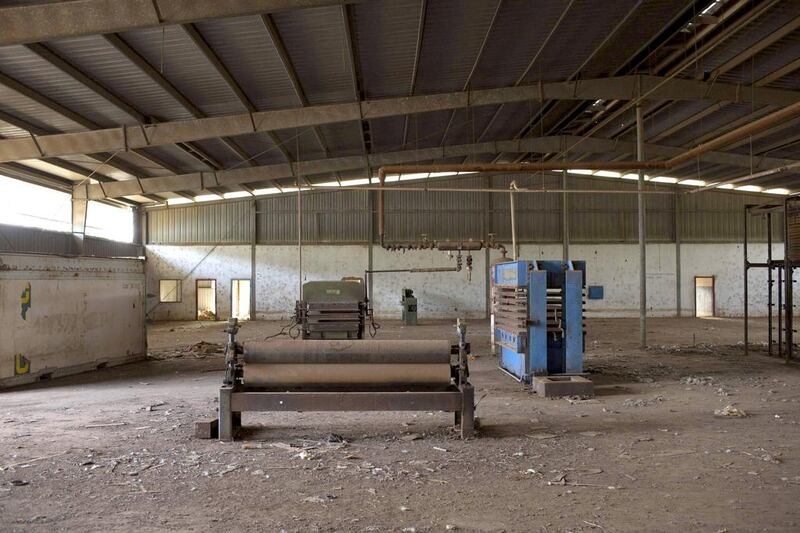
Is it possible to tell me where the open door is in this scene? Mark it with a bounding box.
[196,279,217,320]
[694,276,715,317]
[231,279,251,320]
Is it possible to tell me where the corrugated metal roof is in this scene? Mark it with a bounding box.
[270,6,354,106]
[45,34,195,122]
[0,82,84,133]
[468,0,571,90]
[0,44,135,127]
[520,0,642,84]
[692,1,800,77]
[0,0,798,197]
[351,0,422,99]
[414,0,502,94]
[118,25,243,117]
[193,16,301,111]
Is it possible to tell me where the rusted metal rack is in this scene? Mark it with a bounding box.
[743,196,800,361]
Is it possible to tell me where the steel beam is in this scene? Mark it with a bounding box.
[438,0,502,145]
[104,33,253,169]
[260,15,330,157]
[0,0,359,47]
[341,4,371,182]
[708,15,800,81]
[401,0,428,148]
[2,75,798,164]
[75,134,799,200]
[15,42,220,174]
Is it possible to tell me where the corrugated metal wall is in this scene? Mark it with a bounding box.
[144,178,785,245]
[257,190,369,244]
[0,223,143,257]
[147,201,253,244]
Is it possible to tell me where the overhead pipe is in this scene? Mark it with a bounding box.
[510,180,519,260]
[376,96,800,249]
[690,161,800,194]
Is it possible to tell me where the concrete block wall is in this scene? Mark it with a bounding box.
[0,253,146,388]
[145,242,788,321]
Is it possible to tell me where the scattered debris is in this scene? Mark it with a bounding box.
[84,422,126,428]
[149,341,225,360]
[326,433,346,443]
[401,433,423,442]
[714,405,748,418]
[681,375,714,386]
[144,401,166,412]
[294,451,318,461]
[1,450,68,471]
[527,433,558,440]
[623,396,666,408]
[583,520,606,530]
[654,449,695,458]
[432,446,448,452]
[303,494,336,503]
[10,480,29,487]
[217,464,239,476]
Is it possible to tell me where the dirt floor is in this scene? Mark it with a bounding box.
[1,316,800,532]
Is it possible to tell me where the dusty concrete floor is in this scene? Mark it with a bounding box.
[1,317,799,532]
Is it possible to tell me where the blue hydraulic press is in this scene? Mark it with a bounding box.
[493,260,586,382]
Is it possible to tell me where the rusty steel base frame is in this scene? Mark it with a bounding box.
[218,383,475,441]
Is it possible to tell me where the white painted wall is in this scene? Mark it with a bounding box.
[146,245,251,320]
[0,253,146,388]
[371,247,485,319]
[145,242,785,321]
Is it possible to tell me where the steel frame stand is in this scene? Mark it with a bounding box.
[218,383,475,441]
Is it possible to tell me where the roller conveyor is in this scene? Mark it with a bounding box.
[217,319,475,441]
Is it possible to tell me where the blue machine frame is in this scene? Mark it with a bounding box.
[494,260,585,382]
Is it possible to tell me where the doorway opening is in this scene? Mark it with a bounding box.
[231,279,251,320]
[196,279,217,320]
[694,276,715,317]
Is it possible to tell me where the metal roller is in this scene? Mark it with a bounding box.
[243,363,452,387]
[243,339,451,365]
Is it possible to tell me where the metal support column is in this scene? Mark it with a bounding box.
[367,190,374,305]
[484,175,491,319]
[510,185,518,261]
[636,104,646,348]
[675,189,681,317]
[778,264,783,357]
[297,177,303,301]
[744,205,749,356]
[71,194,88,256]
[251,199,257,319]
[784,202,793,362]
[562,166,569,261]
[768,212,773,356]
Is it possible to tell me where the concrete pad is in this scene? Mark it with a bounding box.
[533,375,594,398]
[194,418,219,439]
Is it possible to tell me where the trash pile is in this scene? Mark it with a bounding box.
[148,341,225,360]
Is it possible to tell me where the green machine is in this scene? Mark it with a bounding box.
[401,288,418,326]
[296,279,368,339]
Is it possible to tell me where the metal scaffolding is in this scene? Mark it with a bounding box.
[743,196,800,361]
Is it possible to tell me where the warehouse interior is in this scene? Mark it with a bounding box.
[2,0,800,530]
